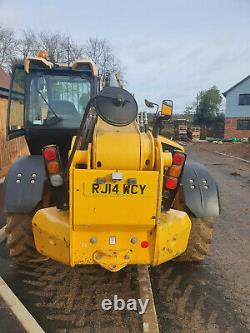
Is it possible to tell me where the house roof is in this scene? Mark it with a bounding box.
[223,74,250,97]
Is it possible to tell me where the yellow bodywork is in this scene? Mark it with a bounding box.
[158,135,185,152]
[32,119,191,272]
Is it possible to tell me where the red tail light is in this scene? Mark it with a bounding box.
[43,147,57,161]
[165,177,178,189]
[173,152,185,165]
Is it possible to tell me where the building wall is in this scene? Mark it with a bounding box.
[224,77,250,138]
[225,78,250,118]
[224,117,250,139]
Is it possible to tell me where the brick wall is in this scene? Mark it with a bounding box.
[224,117,250,139]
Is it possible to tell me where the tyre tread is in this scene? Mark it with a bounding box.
[6,214,46,263]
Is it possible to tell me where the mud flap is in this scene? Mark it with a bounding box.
[5,156,47,213]
[181,162,220,217]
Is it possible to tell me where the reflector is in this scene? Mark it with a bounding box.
[141,241,149,248]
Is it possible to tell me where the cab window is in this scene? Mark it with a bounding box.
[8,68,25,132]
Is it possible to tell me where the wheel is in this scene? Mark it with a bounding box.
[172,189,215,262]
[5,214,47,263]
[174,216,215,262]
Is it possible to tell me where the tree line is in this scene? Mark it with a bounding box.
[0,26,123,78]
[184,86,224,128]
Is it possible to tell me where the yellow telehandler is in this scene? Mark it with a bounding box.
[4,52,220,272]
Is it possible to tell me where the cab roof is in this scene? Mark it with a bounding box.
[24,56,98,77]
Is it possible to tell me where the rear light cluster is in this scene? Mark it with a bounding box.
[163,151,186,210]
[165,152,186,190]
[42,145,64,187]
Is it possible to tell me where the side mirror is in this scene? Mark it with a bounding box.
[161,100,173,119]
[152,99,173,137]
[144,99,156,108]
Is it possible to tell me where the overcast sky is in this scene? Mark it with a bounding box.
[0,0,249,113]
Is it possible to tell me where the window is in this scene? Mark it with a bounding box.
[50,76,91,112]
[29,73,91,128]
[8,68,25,131]
[239,94,250,105]
[237,119,250,130]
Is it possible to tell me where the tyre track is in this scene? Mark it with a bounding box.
[14,261,143,332]
[150,262,249,333]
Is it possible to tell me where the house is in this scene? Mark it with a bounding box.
[223,75,250,139]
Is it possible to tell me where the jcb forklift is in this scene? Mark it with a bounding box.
[4,52,220,272]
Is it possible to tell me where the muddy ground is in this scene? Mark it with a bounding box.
[0,144,249,332]
[151,145,250,333]
[190,141,250,160]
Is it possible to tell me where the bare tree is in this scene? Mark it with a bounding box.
[0,25,125,81]
[0,26,17,70]
[17,29,39,58]
[37,32,84,64]
[60,36,84,64]
[83,37,122,76]
[38,31,67,63]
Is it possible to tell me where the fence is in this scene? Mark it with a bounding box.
[0,97,29,177]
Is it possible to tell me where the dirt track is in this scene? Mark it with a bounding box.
[0,144,249,332]
[191,141,250,160]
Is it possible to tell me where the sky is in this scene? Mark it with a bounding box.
[0,0,249,113]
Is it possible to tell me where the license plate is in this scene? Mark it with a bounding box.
[85,183,148,196]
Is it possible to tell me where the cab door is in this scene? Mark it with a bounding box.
[7,65,26,140]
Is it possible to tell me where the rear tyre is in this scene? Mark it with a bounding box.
[5,214,47,263]
[174,216,215,262]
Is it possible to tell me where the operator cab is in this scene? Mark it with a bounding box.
[7,54,99,164]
